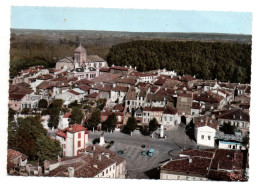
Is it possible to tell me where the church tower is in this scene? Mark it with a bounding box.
[74,43,87,67]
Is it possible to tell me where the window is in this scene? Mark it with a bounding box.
[208,136,211,140]
[78,141,81,148]
[177,176,180,180]
[164,117,167,121]
[170,117,173,121]
[201,135,204,140]
[102,171,104,176]
[78,133,81,139]
[106,169,108,174]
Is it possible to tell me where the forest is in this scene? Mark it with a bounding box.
[107,40,251,83]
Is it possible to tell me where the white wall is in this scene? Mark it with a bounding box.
[196,126,216,147]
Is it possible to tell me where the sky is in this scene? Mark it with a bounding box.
[11,6,252,35]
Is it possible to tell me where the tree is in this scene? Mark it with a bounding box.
[71,107,84,124]
[35,135,62,162]
[68,100,81,108]
[48,107,60,129]
[21,108,30,115]
[123,117,137,135]
[8,108,16,122]
[86,109,100,130]
[219,123,236,134]
[8,121,18,149]
[49,99,64,108]
[16,116,47,160]
[96,99,107,110]
[38,99,48,108]
[149,118,159,134]
[102,113,117,132]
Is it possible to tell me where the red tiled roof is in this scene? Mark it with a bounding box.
[8,149,28,161]
[193,116,219,129]
[69,89,80,95]
[9,93,26,100]
[86,92,99,98]
[110,66,129,71]
[99,68,110,72]
[75,79,93,85]
[63,112,72,118]
[114,104,124,112]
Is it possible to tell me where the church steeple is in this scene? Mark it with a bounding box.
[74,43,87,67]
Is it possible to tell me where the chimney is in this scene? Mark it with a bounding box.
[113,83,116,88]
[200,119,203,122]
[68,167,75,177]
[92,145,96,151]
[134,66,137,70]
[93,164,98,169]
[105,153,110,158]
[98,154,102,161]
[189,158,192,163]
[240,115,242,119]
[112,64,114,67]
[233,115,235,119]
[130,65,132,69]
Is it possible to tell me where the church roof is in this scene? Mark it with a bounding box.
[74,44,86,53]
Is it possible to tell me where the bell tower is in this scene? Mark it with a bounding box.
[74,43,87,67]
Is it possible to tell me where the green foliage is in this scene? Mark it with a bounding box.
[123,117,137,134]
[96,99,107,111]
[86,109,100,130]
[68,100,81,108]
[219,123,236,134]
[35,135,62,162]
[8,122,18,149]
[71,107,84,124]
[15,116,47,160]
[48,107,60,129]
[242,135,249,146]
[8,116,61,162]
[8,108,16,122]
[149,118,159,133]
[107,40,251,83]
[102,113,117,131]
[38,99,48,108]
[49,99,64,108]
[21,108,30,115]
[47,99,64,129]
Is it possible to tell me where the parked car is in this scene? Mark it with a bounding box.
[141,144,145,148]
[118,150,124,155]
[141,151,146,155]
[148,149,155,157]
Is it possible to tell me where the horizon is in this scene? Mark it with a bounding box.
[11,7,252,35]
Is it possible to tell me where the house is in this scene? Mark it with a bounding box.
[100,108,124,129]
[193,91,225,111]
[56,124,90,157]
[7,149,28,173]
[193,116,219,147]
[45,145,126,178]
[54,89,84,105]
[9,93,27,111]
[176,92,193,116]
[217,109,250,135]
[142,107,165,124]
[110,65,133,75]
[162,106,180,130]
[146,93,166,108]
[58,112,72,130]
[160,149,247,181]
[110,84,128,104]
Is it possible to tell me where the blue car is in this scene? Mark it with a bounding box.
[148,149,155,157]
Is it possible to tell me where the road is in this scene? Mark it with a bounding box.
[89,125,197,179]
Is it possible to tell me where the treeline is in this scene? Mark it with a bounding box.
[107,40,252,83]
